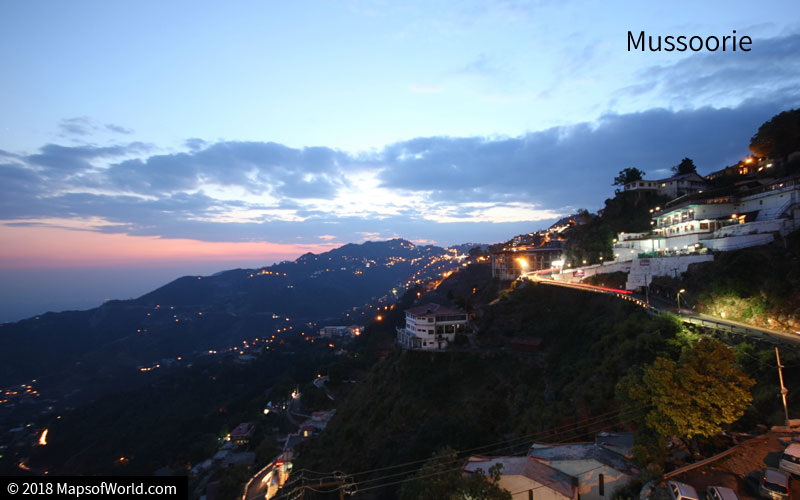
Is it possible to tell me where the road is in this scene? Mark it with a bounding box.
[242,395,307,500]
[525,272,800,347]
[243,456,292,500]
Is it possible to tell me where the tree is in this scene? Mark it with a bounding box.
[671,158,697,175]
[613,168,646,186]
[399,447,511,500]
[750,109,800,159]
[468,246,485,258]
[617,338,754,442]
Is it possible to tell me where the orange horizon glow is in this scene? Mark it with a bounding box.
[0,224,338,269]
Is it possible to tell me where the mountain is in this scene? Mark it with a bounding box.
[447,242,489,254]
[0,239,459,392]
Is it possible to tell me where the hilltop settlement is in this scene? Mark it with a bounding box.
[2,109,800,500]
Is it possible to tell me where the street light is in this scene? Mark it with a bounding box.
[516,257,528,276]
[677,289,686,316]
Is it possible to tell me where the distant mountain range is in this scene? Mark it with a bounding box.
[0,239,460,390]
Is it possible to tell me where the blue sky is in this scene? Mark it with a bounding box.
[1,0,799,320]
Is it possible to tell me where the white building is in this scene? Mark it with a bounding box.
[624,172,707,199]
[396,303,468,350]
[528,439,638,500]
[464,456,577,500]
[614,176,800,258]
[318,325,363,338]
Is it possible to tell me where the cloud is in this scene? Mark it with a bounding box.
[58,117,135,137]
[619,33,800,108]
[26,143,150,174]
[105,123,134,134]
[2,97,797,248]
[58,117,94,136]
[103,141,351,198]
[375,99,795,209]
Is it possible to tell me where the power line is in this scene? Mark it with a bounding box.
[292,405,649,497]
[272,404,647,499]
[345,403,648,481]
[351,411,647,496]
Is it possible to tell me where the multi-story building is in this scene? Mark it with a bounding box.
[613,175,800,257]
[318,325,363,338]
[490,245,564,280]
[396,303,468,350]
[624,172,707,199]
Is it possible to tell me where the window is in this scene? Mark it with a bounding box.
[528,491,533,500]
[599,474,604,496]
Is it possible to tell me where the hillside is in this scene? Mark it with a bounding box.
[294,284,688,499]
[0,239,459,394]
[137,239,452,318]
[651,230,800,333]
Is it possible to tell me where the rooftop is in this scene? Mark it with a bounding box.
[406,303,465,316]
[230,422,253,439]
[594,431,634,458]
[528,442,639,476]
[465,456,575,499]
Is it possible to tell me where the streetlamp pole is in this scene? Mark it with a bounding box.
[677,289,685,316]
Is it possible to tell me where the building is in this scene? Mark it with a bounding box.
[318,325,363,339]
[229,422,253,446]
[396,303,468,350]
[464,456,577,500]
[491,245,564,280]
[614,175,800,259]
[528,437,638,500]
[706,156,770,181]
[624,172,707,199]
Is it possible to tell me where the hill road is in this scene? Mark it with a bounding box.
[525,272,800,348]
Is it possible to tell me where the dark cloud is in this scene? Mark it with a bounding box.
[105,123,134,134]
[185,138,207,151]
[58,117,135,137]
[376,99,795,208]
[621,34,800,106]
[2,97,798,246]
[104,141,350,198]
[58,117,94,136]
[26,143,150,174]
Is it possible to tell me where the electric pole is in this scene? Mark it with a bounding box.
[776,347,790,425]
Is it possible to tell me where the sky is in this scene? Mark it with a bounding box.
[1,0,799,321]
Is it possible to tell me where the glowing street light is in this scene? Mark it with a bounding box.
[516,257,529,276]
[677,289,686,316]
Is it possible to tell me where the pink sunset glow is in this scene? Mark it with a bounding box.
[0,224,338,269]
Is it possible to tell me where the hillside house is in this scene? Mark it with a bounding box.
[396,303,468,350]
[464,456,577,500]
[624,172,707,199]
[613,175,800,258]
[318,325,363,339]
[528,437,638,500]
[491,245,564,280]
[230,422,253,446]
[706,156,772,181]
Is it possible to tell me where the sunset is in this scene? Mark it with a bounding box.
[1,1,799,499]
